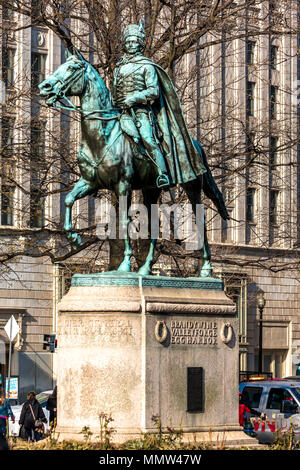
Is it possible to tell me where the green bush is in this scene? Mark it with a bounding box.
[271,425,300,450]
[6,413,267,451]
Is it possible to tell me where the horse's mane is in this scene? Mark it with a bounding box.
[85,60,112,109]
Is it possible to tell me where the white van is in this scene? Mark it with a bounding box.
[239,378,300,444]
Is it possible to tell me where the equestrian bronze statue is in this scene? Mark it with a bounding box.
[39,21,229,277]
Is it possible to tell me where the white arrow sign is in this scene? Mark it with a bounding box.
[4,315,19,342]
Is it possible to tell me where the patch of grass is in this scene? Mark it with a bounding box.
[271,425,300,450]
[6,413,268,451]
[122,414,184,450]
[96,412,116,449]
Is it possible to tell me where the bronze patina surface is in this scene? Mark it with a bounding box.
[39,21,229,277]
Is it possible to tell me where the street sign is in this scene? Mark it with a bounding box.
[4,315,19,342]
[43,334,57,353]
[3,316,19,433]
[5,376,18,399]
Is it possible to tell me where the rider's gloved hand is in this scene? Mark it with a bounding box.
[124,96,136,107]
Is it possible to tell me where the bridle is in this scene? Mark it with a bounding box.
[50,61,87,112]
[47,58,120,121]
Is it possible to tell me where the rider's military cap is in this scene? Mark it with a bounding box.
[123,20,145,47]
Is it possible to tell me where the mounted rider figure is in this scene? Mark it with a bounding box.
[111,20,207,189]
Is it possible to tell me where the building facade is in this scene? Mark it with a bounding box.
[0,2,300,402]
[0,9,63,400]
[203,2,300,377]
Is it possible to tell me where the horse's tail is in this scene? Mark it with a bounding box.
[193,139,230,220]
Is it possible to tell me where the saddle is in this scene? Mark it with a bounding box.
[119,113,140,143]
[119,113,147,160]
[119,111,170,187]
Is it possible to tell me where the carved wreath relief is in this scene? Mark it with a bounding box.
[220,322,233,344]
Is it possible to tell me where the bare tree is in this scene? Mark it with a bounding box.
[0,0,299,278]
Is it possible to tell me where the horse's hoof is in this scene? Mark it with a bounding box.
[138,264,151,276]
[200,262,212,278]
[117,260,131,272]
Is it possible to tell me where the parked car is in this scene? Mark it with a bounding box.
[8,390,53,437]
[239,378,300,444]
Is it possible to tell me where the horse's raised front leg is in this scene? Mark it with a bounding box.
[64,177,96,250]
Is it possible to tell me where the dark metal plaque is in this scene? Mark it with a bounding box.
[187,367,204,412]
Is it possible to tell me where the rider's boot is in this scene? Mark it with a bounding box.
[151,149,170,188]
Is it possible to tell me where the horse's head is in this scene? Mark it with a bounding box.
[39,54,87,107]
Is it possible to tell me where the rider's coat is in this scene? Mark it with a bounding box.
[111,53,207,185]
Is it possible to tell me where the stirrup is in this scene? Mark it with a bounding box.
[156,174,170,188]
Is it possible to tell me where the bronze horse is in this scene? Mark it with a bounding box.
[39,50,229,276]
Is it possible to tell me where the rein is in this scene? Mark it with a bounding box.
[54,99,121,121]
[50,62,120,121]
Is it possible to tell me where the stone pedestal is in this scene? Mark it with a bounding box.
[56,273,251,445]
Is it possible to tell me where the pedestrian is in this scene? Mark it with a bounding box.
[0,393,15,438]
[239,392,250,426]
[0,433,8,450]
[239,392,262,433]
[19,391,47,442]
[46,386,57,428]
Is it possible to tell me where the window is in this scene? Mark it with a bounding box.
[292,388,300,402]
[31,0,41,19]
[270,190,279,225]
[246,41,255,65]
[246,81,255,117]
[31,53,47,89]
[269,0,276,13]
[2,48,15,88]
[246,133,256,190]
[1,185,14,225]
[270,136,278,167]
[246,188,256,223]
[246,133,255,152]
[88,196,95,226]
[254,350,287,378]
[270,45,278,70]
[270,85,278,119]
[30,122,45,228]
[221,190,233,242]
[266,388,296,410]
[2,7,14,20]
[30,189,45,228]
[1,116,14,159]
[31,124,45,160]
[246,133,255,163]
[221,217,229,242]
[241,386,262,408]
